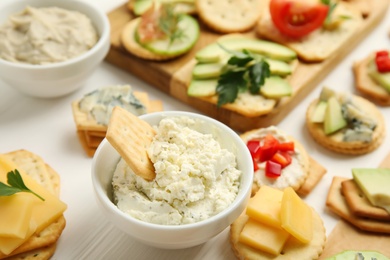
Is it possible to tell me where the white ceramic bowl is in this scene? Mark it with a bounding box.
[0,0,110,98]
[91,111,253,249]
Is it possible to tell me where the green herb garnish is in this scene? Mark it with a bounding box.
[321,0,351,29]
[216,47,270,107]
[0,170,45,201]
[158,4,186,46]
[321,0,338,25]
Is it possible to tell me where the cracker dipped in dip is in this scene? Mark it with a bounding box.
[0,6,98,64]
[111,116,242,225]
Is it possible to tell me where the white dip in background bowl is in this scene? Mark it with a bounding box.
[91,111,253,249]
[0,0,110,98]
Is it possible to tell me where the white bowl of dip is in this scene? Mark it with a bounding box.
[0,0,110,98]
[91,111,253,249]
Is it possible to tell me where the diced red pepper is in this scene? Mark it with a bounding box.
[265,160,282,178]
[258,134,279,162]
[253,158,259,171]
[270,151,292,168]
[281,151,292,168]
[375,50,390,73]
[247,139,261,160]
[277,141,295,152]
[376,56,390,73]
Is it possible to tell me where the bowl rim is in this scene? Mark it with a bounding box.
[91,111,253,231]
[0,0,110,69]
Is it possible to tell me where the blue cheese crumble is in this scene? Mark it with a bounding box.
[112,116,241,225]
[79,85,147,125]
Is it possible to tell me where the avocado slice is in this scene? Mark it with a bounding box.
[367,60,390,93]
[310,101,327,123]
[319,86,336,101]
[187,79,217,97]
[260,76,292,99]
[352,168,390,213]
[138,15,199,56]
[195,36,297,63]
[192,62,225,79]
[192,57,292,79]
[324,96,347,135]
[327,250,389,260]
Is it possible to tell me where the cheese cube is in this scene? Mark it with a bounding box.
[239,219,290,255]
[246,186,283,228]
[0,194,35,239]
[0,155,67,255]
[280,187,312,244]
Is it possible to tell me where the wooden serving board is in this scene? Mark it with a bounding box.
[106,0,388,132]
[319,151,390,259]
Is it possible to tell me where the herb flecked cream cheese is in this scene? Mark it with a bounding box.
[112,116,242,225]
[0,6,98,64]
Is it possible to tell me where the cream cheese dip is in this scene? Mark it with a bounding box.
[112,116,242,225]
[0,6,98,64]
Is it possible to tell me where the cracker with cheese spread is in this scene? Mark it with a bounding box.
[256,0,364,62]
[240,126,326,196]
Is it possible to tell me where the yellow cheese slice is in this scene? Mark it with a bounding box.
[0,155,67,255]
[0,193,35,239]
[246,186,283,228]
[0,221,37,255]
[280,187,312,244]
[239,218,290,255]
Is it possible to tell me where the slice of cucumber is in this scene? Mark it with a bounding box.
[137,15,199,56]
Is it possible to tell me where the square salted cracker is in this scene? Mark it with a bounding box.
[106,106,156,181]
[326,176,390,234]
[341,179,390,221]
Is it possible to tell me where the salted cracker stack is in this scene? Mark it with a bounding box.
[240,126,326,197]
[230,186,326,259]
[306,87,385,155]
[71,85,163,157]
[0,150,67,260]
[256,0,363,62]
[106,106,156,181]
[326,176,390,234]
[353,51,390,106]
[195,0,262,33]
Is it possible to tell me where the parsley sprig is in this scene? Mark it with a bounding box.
[216,47,271,107]
[0,170,45,201]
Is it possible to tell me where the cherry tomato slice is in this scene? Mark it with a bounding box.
[270,0,329,38]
